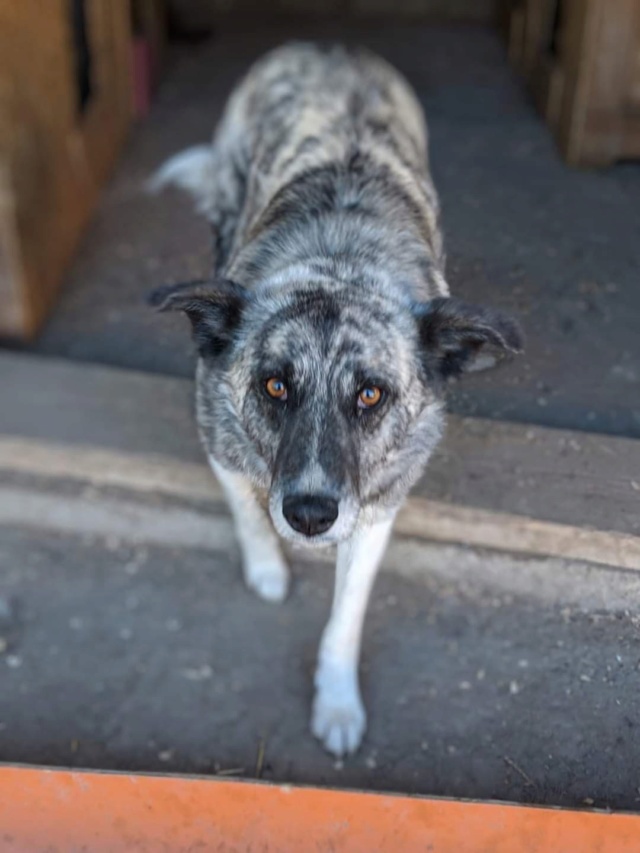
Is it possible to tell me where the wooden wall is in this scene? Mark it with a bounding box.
[507,0,640,167]
[0,1,132,339]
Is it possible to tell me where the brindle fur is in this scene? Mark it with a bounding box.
[150,42,522,755]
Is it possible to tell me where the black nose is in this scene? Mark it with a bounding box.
[282,494,339,536]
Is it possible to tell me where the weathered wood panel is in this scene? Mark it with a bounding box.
[0,1,132,339]
[0,354,638,543]
[506,0,640,167]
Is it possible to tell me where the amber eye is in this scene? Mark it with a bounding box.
[265,377,287,400]
[357,386,383,409]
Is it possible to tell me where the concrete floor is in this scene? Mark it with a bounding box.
[1,517,640,812]
[21,22,640,437]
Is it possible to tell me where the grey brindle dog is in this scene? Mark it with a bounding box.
[150,43,523,756]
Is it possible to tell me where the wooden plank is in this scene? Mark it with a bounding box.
[0,155,25,333]
[413,416,640,538]
[1,435,640,571]
[507,0,640,166]
[515,0,566,127]
[0,484,235,557]
[0,1,132,338]
[630,9,640,107]
[397,497,640,571]
[0,353,638,543]
[0,766,638,852]
[521,0,555,73]
[570,0,640,165]
[530,56,565,126]
[507,2,526,66]
[621,117,640,157]
[0,437,216,504]
[0,354,202,462]
[582,0,640,115]
[552,0,598,165]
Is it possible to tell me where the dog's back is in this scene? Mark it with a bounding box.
[154,43,446,299]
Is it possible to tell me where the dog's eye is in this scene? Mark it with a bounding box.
[357,386,383,409]
[265,377,288,401]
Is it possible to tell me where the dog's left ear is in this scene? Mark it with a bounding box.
[148,279,250,357]
[414,297,523,380]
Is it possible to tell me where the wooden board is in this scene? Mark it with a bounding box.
[506,0,640,166]
[0,1,132,339]
[2,441,640,570]
[0,354,639,568]
[413,416,640,537]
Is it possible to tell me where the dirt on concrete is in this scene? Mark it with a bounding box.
[14,22,640,438]
[1,520,639,811]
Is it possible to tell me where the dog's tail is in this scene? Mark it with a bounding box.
[146,145,215,216]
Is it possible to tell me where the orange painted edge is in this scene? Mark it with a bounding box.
[0,765,639,852]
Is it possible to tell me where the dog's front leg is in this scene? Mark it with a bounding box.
[209,458,290,603]
[312,515,395,756]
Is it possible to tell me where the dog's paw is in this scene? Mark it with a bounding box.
[311,683,366,757]
[245,560,290,603]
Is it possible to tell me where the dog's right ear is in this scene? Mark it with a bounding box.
[148,279,250,357]
[413,297,524,380]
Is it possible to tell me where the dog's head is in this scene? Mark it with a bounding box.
[151,279,522,545]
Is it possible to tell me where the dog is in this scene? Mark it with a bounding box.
[150,43,523,757]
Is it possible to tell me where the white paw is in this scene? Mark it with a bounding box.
[245,561,289,603]
[311,684,366,756]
